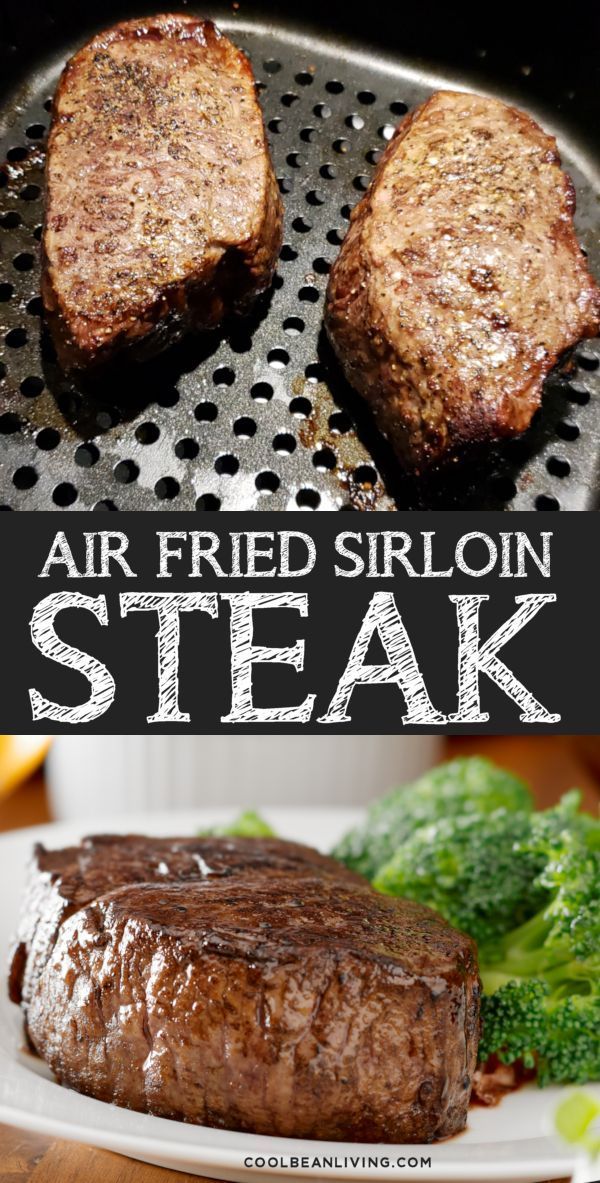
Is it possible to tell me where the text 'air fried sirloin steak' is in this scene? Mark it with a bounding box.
[42,15,283,371]
[325,90,600,470]
[9,835,480,1143]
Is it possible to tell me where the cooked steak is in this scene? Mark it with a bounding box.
[325,89,600,470]
[11,835,480,1143]
[41,15,283,370]
[9,833,358,1010]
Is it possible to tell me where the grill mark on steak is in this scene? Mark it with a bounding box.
[325,90,600,471]
[10,834,480,1143]
[41,15,283,370]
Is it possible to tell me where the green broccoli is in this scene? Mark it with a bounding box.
[373,807,547,945]
[478,803,600,1086]
[333,757,532,880]
[198,810,275,838]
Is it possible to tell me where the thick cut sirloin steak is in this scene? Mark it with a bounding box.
[42,15,283,370]
[9,833,358,1009]
[10,834,480,1143]
[325,90,600,470]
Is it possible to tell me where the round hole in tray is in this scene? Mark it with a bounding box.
[255,470,280,494]
[296,487,321,509]
[283,316,305,336]
[280,244,298,262]
[547,455,571,479]
[53,481,77,506]
[535,493,560,511]
[13,465,37,490]
[20,183,41,202]
[74,442,100,467]
[6,327,27,348]
[155,476,180,500]
[0,211,21,229]
[20,375,44,397]
[273,432,296,455]
[175,437,200,460]
[556,419,580,441]
[353,464,378,488]
[313,447,336,471]
[213,366,235,387]
[196,493,221,511]
[290,396,312,418]
[13,252,34,272]
[326,80,344,94]
[93,499,118,511]
[136,421,160,444]
[0,413,21,434]
[35,427,60,451]
[233,416,257,439]
[298,285,319,303]
[114,459,139,484]
[214,454,239,477]
[305,362,324,383]
[329,410,352,434]
[268,347,289,369]
[194,401,218,423]
[251,382,273,403]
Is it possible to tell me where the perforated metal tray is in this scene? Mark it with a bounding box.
[0,4,599,510]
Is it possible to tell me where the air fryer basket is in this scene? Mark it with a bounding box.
[0,1,599,510]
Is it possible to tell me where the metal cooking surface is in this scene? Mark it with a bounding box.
[0,16,599,511]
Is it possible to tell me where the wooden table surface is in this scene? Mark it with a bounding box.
[2,735,596,1182]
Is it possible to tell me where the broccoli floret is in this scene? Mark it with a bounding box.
[333,757,532,879]
[373,808,546,945]
[198,810,275,838]
[478,803,600,1087]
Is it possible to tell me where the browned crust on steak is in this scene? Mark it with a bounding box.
[9,833,359,1009]
[11,834,480,1143]
[42,15,283,370]
[325,90,600,470]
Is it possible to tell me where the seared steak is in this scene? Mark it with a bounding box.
[9,833,358,1010]
[42,15,282,370]
[325,90,600,470]
[11,835,480,1143]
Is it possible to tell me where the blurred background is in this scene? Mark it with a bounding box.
[0,735,598,831]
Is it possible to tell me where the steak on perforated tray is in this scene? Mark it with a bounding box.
[41,14,283,372]
[325,90,600,472]
[10,833,481,1143]
[1,23,599,510]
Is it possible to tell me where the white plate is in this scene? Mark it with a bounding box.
[0,808,594,1183]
